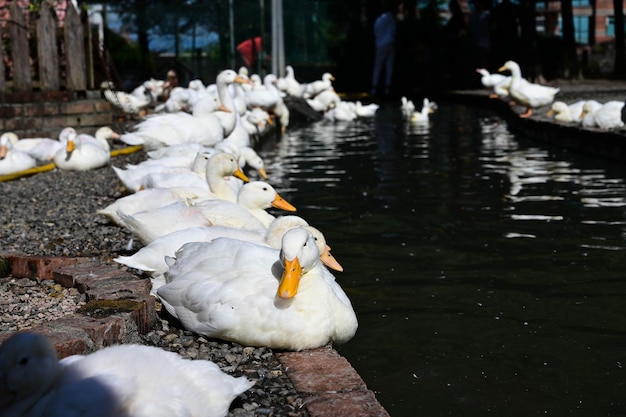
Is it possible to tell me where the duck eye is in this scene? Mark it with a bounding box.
[19,357,29,366]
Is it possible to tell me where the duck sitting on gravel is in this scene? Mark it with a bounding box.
[0,332,253,417]
[53,127,110,171]
[0,132,38,175]
[157,227,358,351]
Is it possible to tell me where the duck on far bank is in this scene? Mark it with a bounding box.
[498,60,560,118]
[546,100,586,123]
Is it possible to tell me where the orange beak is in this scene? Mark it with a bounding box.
[271,193,296,212]
[233,167,249,182]
[218,104,232,113]
[66,139,76,153]
[320,244,343,272]
[277,257,302,299]
[0,145,7,159]
[235,75,254,85]
[257,167,268,179]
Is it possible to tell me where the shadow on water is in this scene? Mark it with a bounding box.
[259,101,626,417]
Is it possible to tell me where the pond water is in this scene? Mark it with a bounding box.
[257,101,626,417]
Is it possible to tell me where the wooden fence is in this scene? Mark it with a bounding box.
[0,1,93,95]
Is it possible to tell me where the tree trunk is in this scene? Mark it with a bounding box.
[614,0,626,76]
[519,0,539,80]
[560,0,581,78]
[135,0,153,80]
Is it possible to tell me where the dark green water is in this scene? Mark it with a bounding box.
[259,102,626,417]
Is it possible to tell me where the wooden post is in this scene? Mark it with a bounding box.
[37,3,60,91]
[83,7,94,90]
[9,2,31,91]
[64,3,86,91]
[0,29,5,94]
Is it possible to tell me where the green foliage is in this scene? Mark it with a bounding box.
[103,27,143,68]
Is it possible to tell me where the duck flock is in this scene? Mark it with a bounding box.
[6,58,622,416]
[0,67,381,417]
[477,60,625,129]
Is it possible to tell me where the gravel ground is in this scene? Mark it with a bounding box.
[0,145,309,417]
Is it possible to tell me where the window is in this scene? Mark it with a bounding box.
[558,16,590,44]
[573,16,589,43]
[604,16,626,36]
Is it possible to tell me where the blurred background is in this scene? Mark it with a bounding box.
[26,0,626,96]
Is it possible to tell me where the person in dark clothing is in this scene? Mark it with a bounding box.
[371,2,398,97]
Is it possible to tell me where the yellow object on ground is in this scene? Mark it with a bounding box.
[0,145,144,182]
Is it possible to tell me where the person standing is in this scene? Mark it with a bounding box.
[468,0,492,71]
[370,1,398,98]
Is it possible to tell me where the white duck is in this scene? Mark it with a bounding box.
[193,180,296,228]
[230,81,249,116]
[476,68,508,89]
[492,76,513,99]
[120,180,296,244]
[153,86,191,113]
[242,108,272,138]
[0,133,38,175]
[306,89,341,112]
[303,72,335,98]
[112,150,212,192]
[546,100,586,123]
[118,199,214,245]
[580,100,604,127]
[75,126,120,152]
[6,129,73,163]
[400,96,416,118]
[53,128,110,171]
[277,65,305,97]
[116,215,344,286]
[0,332,253,417]
[146,142,212,160]
[157,227,358,351]
[475,68,512,99]
[245,73,281,110]
[409,98,437,124]
[324,100,357,122]
[98,186,209,227]
[120,70,247,150]
[239,146,268,179]
[113,164,197,192]
[498,60,560,118]
[116,225,265,290]
[103,83,156,115]
[355,101,379,117]
[115,155,249,242]
[581,100,625,130]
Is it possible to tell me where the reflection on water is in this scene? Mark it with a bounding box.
[258,102,626,417]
